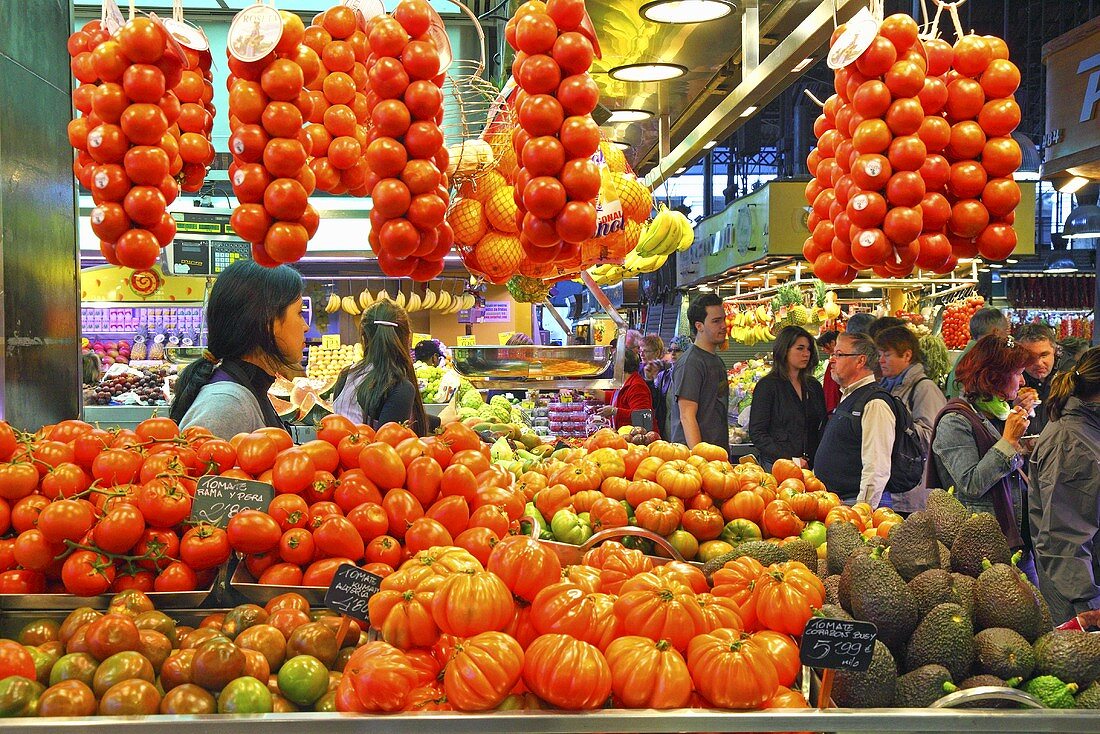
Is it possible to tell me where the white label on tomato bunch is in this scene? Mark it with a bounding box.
[858,230,877,247]
[851,194,869,211]
[827,8,880,70]
[227,2,283,62]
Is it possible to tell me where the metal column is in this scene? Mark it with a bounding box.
[0,0,81,428]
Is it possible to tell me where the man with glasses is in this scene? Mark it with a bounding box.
[814,333,896,507]
[1016,323,1058,436]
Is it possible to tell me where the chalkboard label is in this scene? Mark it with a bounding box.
[799,617,878,672]
[324,564,383,623]
[188,476,274,528]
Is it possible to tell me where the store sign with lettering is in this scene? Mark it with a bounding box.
[188,476,273,528]
[324,564,383,623]
[482,301,512,323]
[799,617,878,672]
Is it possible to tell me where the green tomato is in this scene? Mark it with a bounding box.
[49,652,98,687]
[313,690,338,712]
[720,519,763,545]
[28,647,57,687]
[800,520,827,548]
[621,535,654,555]
[0,676,43,718]
[550,509,593,546]
[665,530,699,561]
[277,655,329,706]
[218,676,273,714]
[697,540,735,563]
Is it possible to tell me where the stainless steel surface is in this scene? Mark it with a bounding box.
[931,686,1045,710]
[230,563,326,606]
[166,346,207,365]
[0,0,81,428]
[527,515,700,569]
[83,404,162,430]
[0,582,213,611]
[451,345,615,380]
[742,0,760,74]
[1,708,1099,733]
[642,0,868,189]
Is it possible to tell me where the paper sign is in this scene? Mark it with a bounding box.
[227,2,283,62]
[321,334,341,349]
[324,564,383,623]
[457,335,476,347]
[799,617,878,672]
[498,331,515,345]
[102,0,125,35]
[827,8,880,69]
[188,475,274,528]
[412,333,432,346]
[482,301,513,323]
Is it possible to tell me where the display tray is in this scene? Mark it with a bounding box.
[229,563,326,606]
[451,345,613,380]
[527,517,703,570]
[0,580,214,611]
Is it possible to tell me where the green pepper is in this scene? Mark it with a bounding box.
[551,508,593,545]
[522,502,552,539]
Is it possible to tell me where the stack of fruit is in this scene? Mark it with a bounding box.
[941,294,985,349]
[725,304,776,346]
[727,358,771,416]
[587,204,692,287]
[86,339,133,368]
[306,342,362,384]
[820,488,1100,710]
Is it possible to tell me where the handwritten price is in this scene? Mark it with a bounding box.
[805,639,873,667]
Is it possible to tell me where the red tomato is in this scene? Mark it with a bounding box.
[227,510,282,554]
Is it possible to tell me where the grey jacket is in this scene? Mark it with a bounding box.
[1028,397,1100,624]
[929,400,1026,533]
[886,364,947,512]
[179,382,267,440]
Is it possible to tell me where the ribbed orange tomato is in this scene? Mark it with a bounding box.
[442,631,523,711]
[605,636,692,709]
[522,634,612,710]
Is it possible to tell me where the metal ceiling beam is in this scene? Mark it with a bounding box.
[642,0,868,190]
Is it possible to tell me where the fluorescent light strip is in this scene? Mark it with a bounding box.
[740,106,758,117]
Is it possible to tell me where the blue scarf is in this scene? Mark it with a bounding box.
[880,365,912,393]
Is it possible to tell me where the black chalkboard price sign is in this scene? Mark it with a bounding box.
[324,564,383,624]
[799,617,878,672]
[188,476,274,528]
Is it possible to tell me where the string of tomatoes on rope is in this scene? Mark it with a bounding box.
[803,1,1023,285]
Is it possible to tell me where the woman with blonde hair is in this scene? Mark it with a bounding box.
[332,300,429,435]
[1029,346,1100,624]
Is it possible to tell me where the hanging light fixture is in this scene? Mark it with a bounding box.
[639,0,735,24]
[608,63,688,82]
[605,108,654,123]
[1062,203,1100,239]
[1048,258,1079,274]
[609,140,631,151]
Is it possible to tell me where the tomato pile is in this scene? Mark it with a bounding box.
[226,10,320,266]
[361,0,455,281]
[69,18,192,270]
[299,6,373,197]
[940,294,986,349]
[506,0,602,265]
[170,42,216,193]
[803,13,1022,284]
[339,538,817,711]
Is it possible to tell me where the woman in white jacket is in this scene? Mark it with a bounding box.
[874,326,947,513]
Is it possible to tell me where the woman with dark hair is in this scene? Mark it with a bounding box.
[170,261,306,439]
[332,300,430,435]
[1029,347,1100,624]
[597,348,656,431]
[928,334,1038,581]
[748,325,826,470]
[413,339,445,367]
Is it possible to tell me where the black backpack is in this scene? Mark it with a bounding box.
[848,385,927,495]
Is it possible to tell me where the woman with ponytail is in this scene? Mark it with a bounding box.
[332,300,429,435]
[169,261,307,439]
[1029,346,1100,625]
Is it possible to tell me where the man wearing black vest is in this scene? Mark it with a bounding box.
[814,333,895,507]
[1016,323,1058,437]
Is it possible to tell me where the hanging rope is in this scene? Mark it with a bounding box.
[173,0,183,24]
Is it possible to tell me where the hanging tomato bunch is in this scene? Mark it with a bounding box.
[227,10,319,266]
[362,0,454,281]
[69,18,184,270]
[506,0,602,265]
[301,5,373,196]
[172,42,217,193]
[803,13,1023,285]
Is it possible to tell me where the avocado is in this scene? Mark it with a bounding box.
[974,560,1046,642]
[950,513,1012,577]
[1021,675,1078,709]
[926,488,970,547]
[895,664,953,708]
[942,675,1021,708]
[1032,631,1100,688]
[937,541,952,569]
[817,558,829,579]
[887,512,942,581]
[974,628,1035,680]
[826,521,864,576]
[700,540,787,577]
[1076,682,1100,709]
[781,538,818,569]
[847,548,919,651]
[907,569,975,618]
[823,575,841,607]
[905,602,975,680]
[837,544,875,612]
[816,604,853,621]
[831,640,898,708]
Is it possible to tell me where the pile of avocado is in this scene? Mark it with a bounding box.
[815,488,1100,710]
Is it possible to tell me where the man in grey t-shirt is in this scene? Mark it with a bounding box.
[668,293,730,453]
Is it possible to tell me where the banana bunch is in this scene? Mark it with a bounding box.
[324,290,477,317]
[635,205,694,258]
[588,263,625,287]
[727,304,776,346]
[622,248,668,276]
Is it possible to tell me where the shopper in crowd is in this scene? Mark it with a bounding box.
[597,348,656,431]
[1029,347,1100,625]
[818,330,841,415]
[867,315,907,339]
[332,300,430,435]
[1016,323,1059,436]
[1056,336,1090,373]
[814,333,895,507]
[413,339,445,367]
[654,335,692,437]
[82,353,102,387]
[945,306,1009,398]
[640,334,666,381]
[668,294,730,452]
[875,325,947,513]
[624,329,644,355]
[927,335,1038,583]
[748,326,826,471]
[171,263,305,438]
[845,312,876,335]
